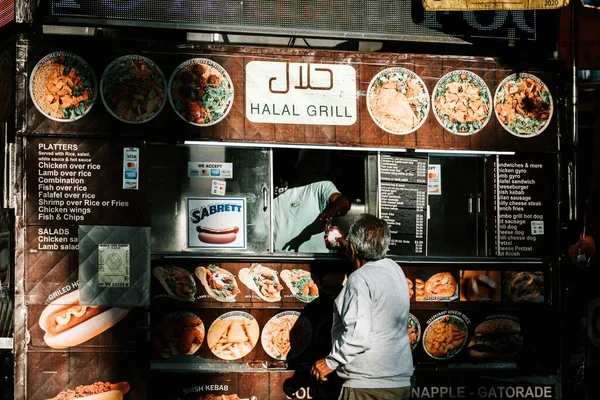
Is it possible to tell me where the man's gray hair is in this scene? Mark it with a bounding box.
[347,214,391,261]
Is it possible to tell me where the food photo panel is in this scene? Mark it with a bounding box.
[459,270,501,302]
[502,271,545,303]
[413,268,459,302]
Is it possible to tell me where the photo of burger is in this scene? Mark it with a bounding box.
[46,381,130,400]
[152,313,205,358]
[153,266,197,302]
[38,289,131,349]
[467,318,523,360]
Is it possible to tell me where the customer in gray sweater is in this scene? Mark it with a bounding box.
[311,214,413,400]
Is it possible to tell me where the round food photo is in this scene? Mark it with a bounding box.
[29,52,97,122]
[407,313,421,351]
[432,70,492,135]
[152,312,205,358]
[169,58,234,126]
[423,314,468,360]
[100,55,167,124]
[207,311,260,360]
[261,311,312,360]
[366,67,430,135]
[494,73,553,138]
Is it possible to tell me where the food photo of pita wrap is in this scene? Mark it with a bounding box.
[195,265,241,302]
[207,311,260,360]
[261,311,313,360]
[152,312,205,358]
[38,289,131,349]
[366,67,430,135]
[46,381,130,400]
[280,269,319,303]
[238,264,283,303]
[432,70,492,135]
[153,266,197,302]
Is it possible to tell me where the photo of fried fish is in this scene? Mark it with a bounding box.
[280,269,319,303]
[195,265,241,303]
[207,312,259,360]
[238,264,283,302]
[153,266,197,302]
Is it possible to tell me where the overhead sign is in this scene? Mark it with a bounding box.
[245,61,357,125]
[423,0,568,10]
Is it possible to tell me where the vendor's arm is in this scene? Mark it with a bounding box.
[325,275,373,370]
[319,192,351,224]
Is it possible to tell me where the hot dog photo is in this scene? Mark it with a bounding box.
[46,381,130,400]
[187,197,246,249]
[37,289,131,349]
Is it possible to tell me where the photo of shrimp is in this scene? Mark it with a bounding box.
[366,67,430,135]
[29,52,96,122]
[238,264,283,302]
[494,73,553,138]
[432,70,492,135]
[261,311,312,360]
[423,315,468,360]
[152,313,205,358]
[169,58,234,126]
[207,312,260,360]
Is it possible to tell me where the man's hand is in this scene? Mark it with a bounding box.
[311,358,334,382]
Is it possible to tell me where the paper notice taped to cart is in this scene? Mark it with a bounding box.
[423,0,568,11]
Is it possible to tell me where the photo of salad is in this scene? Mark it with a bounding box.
[432,70,492,135]
[408,313,421,351]
[494,73,553,138]
[100,55,166,124]
[169,58,234,126]
[366,67,430,135]
[29,52,97,122]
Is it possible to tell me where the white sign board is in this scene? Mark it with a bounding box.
[187,197,246,249]
[245,61,357,125]
[188,162,233,179]
[428,164,442,195]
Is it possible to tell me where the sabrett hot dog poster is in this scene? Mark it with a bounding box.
[187,197,247,249]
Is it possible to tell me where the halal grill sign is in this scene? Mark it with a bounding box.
[245,61,357,125]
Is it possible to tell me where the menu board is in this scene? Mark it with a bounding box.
[488,156,556,258]
[25,137,149,226]
[379,155,428,256]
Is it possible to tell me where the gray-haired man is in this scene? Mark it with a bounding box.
[311,214,413,400]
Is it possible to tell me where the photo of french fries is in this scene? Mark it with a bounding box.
[261,311,312,360]
[207,312,260,360]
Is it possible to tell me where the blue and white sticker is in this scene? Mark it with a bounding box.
[123,147,139,190]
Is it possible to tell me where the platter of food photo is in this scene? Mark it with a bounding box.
[169,58,234,127]
[100,54,167,124]
[366,67,430,135]
[152,312,205,358]
[261,311,312,360]
[207,311,259,360]
[29,51,97,122]
[408,313,421,351]
[432,70,492,136]
[422,314,468,360]
[494,73,553,138]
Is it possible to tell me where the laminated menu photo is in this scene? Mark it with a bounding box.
[412,268,459,302]
[459,270,501,302]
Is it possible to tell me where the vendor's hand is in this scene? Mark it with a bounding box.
[319,206,341,225]
[311,358,334,382]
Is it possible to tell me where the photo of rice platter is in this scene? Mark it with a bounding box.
[494,73,553,138]
[169,58,234,126]
[261,311,312,360]
[100,55,167,124]
[366,67,430,135]
[29,52,97,122]
[423,314,468,360]
[432,70,492,135]
[408,313,421,351]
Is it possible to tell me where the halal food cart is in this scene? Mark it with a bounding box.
[3,4,567,397]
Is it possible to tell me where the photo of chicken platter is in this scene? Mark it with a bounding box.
[195,265,241,303]
[238,263,283,303]
[153,266,197,302]
[100,55,166,124]
[432,70,492,135]
[280,269,319,303]
[207,311,260,360]
[415,271,458,302]
[152,312,205,358]
[169,58,234,126]
[494,73,553,138]
[29,52,97,122]
[261,311,313,360]
[366,67,430,135]
[408,313,421,351]
[423,314,468,360]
